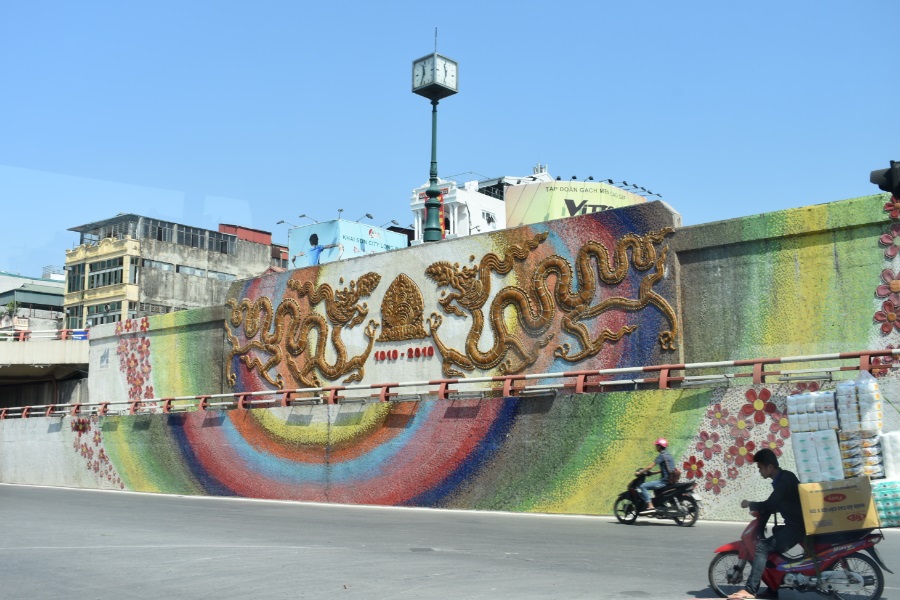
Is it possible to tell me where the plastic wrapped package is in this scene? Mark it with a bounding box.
[882,431,900,481]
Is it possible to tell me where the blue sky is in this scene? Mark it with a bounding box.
[1,1,897,277]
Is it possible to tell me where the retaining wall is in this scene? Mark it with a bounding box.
[2,192,899,522]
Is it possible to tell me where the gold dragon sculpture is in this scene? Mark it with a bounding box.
[224,272,381,388]
[424,227,678,377]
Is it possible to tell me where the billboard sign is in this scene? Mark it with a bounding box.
[288,220,407,268]
[505,181,645,227]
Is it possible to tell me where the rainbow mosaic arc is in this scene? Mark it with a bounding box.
[2,193,899,523]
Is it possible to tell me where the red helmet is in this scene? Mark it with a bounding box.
[655,438,669,448]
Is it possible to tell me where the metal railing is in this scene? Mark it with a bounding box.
[0,329,90,342]
[1,348,898,420]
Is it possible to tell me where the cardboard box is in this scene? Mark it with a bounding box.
[798,476,881,534]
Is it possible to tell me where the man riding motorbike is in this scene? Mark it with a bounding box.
[727,447,805,600]
[638,438,675,511]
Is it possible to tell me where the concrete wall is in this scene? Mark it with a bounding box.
[3,193,899,522]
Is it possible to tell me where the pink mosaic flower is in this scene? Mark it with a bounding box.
[742,388,776,424]
[696,431,722,459]
[790,381,819,395]
[885,196,900,220]
[705,470,726,494]
[707,403,730,428]
[762,433,784,457]
[728,413,754,440]
[684,456,704,479]
[727,466,739,480]
[880,224,900,259]
[875,300,900,334]
[728,438,756,467]
[769,410,791,439]
[877,269,900,306]
[115,321,123,335]
[140,317,150,332]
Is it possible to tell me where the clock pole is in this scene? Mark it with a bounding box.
[411,51,458,243]
[423,99,442,242]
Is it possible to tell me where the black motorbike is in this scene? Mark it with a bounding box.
[613,469,699,526]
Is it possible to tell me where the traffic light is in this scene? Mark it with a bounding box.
[870,161,900,197]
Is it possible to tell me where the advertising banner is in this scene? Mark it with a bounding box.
[288,220,407,268]
[505,181,645,227]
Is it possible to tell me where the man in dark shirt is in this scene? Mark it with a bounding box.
[728,448,805,600]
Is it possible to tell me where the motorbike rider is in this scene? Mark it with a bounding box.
[727,447,805,600]
[638,438,675,511]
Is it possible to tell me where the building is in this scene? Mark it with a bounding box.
[409,163,647,241]
[64,214,287,329]
[0,271,65,332]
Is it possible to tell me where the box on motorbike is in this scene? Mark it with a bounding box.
[798,475,880,534]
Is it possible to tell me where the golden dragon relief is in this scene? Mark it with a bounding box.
[224,272,381,389]
[424,228,678,378]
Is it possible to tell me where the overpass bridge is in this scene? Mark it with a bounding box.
[0,329,89,403]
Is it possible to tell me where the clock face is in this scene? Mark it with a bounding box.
[435,57,457,89]
[412,56,435,89]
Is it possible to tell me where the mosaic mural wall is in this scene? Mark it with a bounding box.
[224,202,681,391]
[3,193,900,523]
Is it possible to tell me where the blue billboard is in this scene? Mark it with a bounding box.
[288,220,407,268]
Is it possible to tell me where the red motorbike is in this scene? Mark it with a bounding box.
[708,512,892,599]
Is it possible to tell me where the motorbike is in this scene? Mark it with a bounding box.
[708,512,893,600]
[613,469,699,526]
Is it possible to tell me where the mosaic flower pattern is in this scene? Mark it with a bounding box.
[742,388,776,424]
[762,433,784,457]
[70,416,122,489]
[728,413,754,440]
[705,470,726,494]
[728,438,756,467]
[115,317,153,402]
[875,301,900,334]
[696,431,722,460]
[880,224,900,259]
[884,196,900,220]
[707,403,729,428]
[769,410,791,439]
[789,381,819,395]
[684,456,704,479]
[876,269,900,305]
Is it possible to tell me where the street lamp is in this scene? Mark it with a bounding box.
[412,50,458,242]
[298,214,319,223]
[276,219,299,228]
[380,219,400,228]
[356,213,374,222]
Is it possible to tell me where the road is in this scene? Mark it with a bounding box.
[2,484,900,600]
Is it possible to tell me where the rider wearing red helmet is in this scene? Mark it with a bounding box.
[638,438,675,510]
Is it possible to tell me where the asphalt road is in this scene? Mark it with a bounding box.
[2,484,900,600]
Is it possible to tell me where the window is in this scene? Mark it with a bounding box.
[87,257,124,289]
[66,263,85,293]
[177,265,207,277]
[208,270,236,282]
[87,301,122,325]
[482,211,496,226]
[66,305,83,330]
[141,259,175,271]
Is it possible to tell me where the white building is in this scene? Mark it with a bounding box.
[409,164,555,242]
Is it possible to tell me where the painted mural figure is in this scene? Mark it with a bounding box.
[729,448,805,600]
[291,233,342,267]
